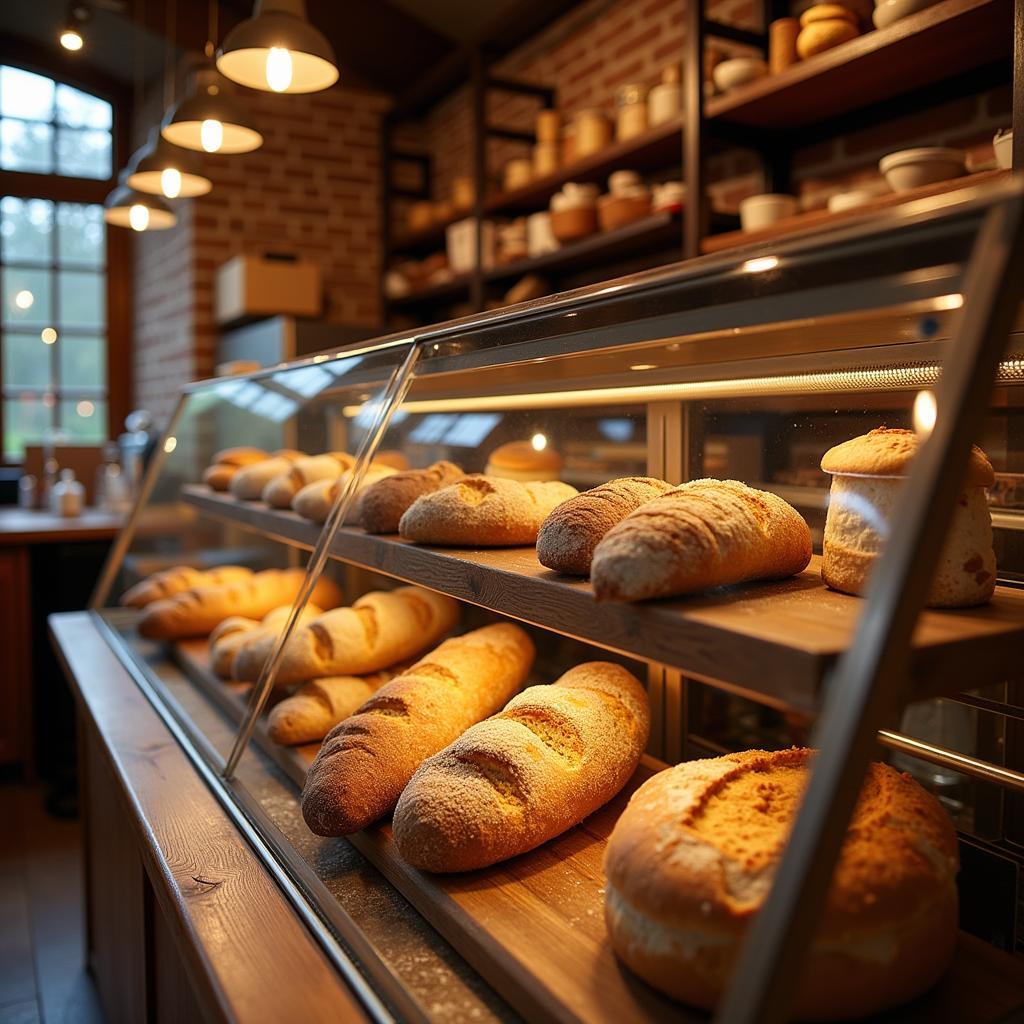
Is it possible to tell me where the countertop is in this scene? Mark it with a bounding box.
[0,506,125,545]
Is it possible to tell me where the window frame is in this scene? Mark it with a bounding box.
[0,39,130,465]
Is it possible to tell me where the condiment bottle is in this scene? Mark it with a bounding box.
[53,468,84,517]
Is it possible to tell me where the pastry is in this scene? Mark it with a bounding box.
[796,3,858,59]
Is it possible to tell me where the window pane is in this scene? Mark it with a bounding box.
[0,67,54,121]
[1,118,53,173]
[3,267,52,326]
[57,335,104,391]
[58,270,104,329]
[3,395,52,459]
[3,331,52,389]
[1,197,53,264]
[60,397,105,443]
[55,84,111,130]
[56,203,104,265]
[56,127,111,179]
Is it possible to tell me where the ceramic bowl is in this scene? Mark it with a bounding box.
[739,193,799,232]
[878,147,966,191]
[550,205,598,242]
[994,130,1013,170]
[826,186,886,212]
[598,192,651,232]
[712,57,769,93]
[872,0,939,29]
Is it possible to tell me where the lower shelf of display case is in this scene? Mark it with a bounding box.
[162,635,1024,1024]
[181,485,1024,715]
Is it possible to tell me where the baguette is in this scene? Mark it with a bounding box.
[267,663,410,746]
[358,461,464,534]
[137,569,343,640]
[208,603,323,679]
[301,622,535,836]
[121,565,253,608]
[591,479,812,602]
[394,662,649,872]
[233,586,459,685]
[399,475,578,546]
[229,450,305,500]
[292,463,397,524]
[536,477,676,575]
[202,464,237,491]
[261,453,355,509]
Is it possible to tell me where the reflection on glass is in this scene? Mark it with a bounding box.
[3,268,51,326]
[0,197,53,263]
[60,397,105,442]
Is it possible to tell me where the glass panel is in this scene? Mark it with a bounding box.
[55,83,111,130]
[3,267,52,327]
[56,203,104,266]
[57,334,105,391]
[1,197,53,264]
[3,394,52,459]
[57,269,104,328]
[1,118,53,173]
[0,67,55,121]
[55,127,111,179]
[60,397,106,442]
[3,331,52,389]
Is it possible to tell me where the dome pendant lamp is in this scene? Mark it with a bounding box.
[217,0,339,94]
[126,129,213,198]
[161,66,263,154]
[104,172,177,231]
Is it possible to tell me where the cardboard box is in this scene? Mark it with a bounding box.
[214,254,322,326]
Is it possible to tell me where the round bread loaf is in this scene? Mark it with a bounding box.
[604,748,959,1020]
[358,460,465,534]
[485,440,563,482]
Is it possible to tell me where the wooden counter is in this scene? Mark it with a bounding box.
[0,506,124,546]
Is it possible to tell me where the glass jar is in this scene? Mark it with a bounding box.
[574,108,612,159]
[615,84,648,142]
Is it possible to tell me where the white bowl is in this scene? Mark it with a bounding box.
[872,0,940,29]
[827,185,888,212]
[994,130,1013,170]
[879,147,966,191]
[739,193,798,232]
[712,58,768,93]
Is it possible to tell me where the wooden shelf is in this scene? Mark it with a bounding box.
[384,272,472,308]
[388,215,465,257]
[706,0,1012,130]
[181,485,1024,714]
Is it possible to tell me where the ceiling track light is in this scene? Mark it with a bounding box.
[217,0,339,94]
[161,67,263,154]
[125,128,213,198]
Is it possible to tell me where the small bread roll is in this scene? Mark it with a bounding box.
[485,440,563,482]
[229,451,305,500]
[292,463,397,524]
[261,453,354,509]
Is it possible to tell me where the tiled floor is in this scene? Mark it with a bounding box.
[0,785,105,1024]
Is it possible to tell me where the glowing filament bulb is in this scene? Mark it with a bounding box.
[200,118,223,153]
[160,166,182,199]
[266,47,293,92]
[129,203,150,232]
[60,29,83,51]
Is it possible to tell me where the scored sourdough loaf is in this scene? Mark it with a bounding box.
[208,602,323,679]
[233,586,460,685]
[537,477,676,576]
[137,568,343,641]
[358,461,464,534]
[267,662,410,746]
[604,748,959,1020]
[399,475,578,546]
[591,478,811,601]
[121,564,253,608]
[301,622,535,836]
[228,450,305,500]
[261,453,355,509]
[393,661,649,872]
[292,463,397,524]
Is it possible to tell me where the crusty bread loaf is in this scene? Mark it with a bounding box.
[212,446,269,467]
[267,663,409,746]
[292,463,397,524]
[358,461,464,533]
[261,453,355,509]
[536,477,675,576]
[202,464,237,491]
[301,622,535,836]
[233,586,460,685]
[590,479,812,601]
[229,450,305,500]
[208,603,323,679]
[604,748,959,1020]
[137,569,343,641]
[121,565,253,608]
[399,475,578,546]
[394,662,649,872]
[485,440,563,482]
[374,450,410,471]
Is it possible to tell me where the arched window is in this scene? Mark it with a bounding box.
[0,61,127,462]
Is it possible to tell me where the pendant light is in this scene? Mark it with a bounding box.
[217,0,338,94]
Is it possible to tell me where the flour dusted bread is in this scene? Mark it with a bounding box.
[394,662,649,872]
[604,748,959,1020]
[292,463,397,524]
[591,479,811,601]
[399,475,578,546]
[233,586,459,685]
[208,602,323,679]
[261,453,355,509]
[358,461,464,533]
[121,565,253,608]
[537,477,675,575]
[821,427,996,606]
[302,622,535,836]
[228,450,305,500]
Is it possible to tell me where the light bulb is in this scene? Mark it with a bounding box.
[266,47,293,92]
[913,389,937,438]
[531,433,547,452]
[60,29,83,51]
[41,328,57,344]
[200,118,224,153]
[160,166,182,199]
[129,203,150,232]
[14,289,34,309]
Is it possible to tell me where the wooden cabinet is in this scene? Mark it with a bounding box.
[0,547,30,766]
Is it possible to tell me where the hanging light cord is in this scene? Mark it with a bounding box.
[163,0,176,109]
[205,0,217,60]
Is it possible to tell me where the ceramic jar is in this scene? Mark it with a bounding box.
[648,65,682,126]
[615,84,648,142]
[574,108,612,159]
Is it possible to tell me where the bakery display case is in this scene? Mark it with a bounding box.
[82,182,1024,1023]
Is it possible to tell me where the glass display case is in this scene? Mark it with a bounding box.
[89,181,1024,1023]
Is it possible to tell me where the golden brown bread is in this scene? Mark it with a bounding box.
[291,463,397,524]
[202,464,237,491]
[399,475,578,546]
[604,748,959,1020]
[233,586,460,685]
[212,446,269,467]
[357,461,465,534]
[136,569,343,640]
[208,603,323,679]
[485,440,563,482]
[120,565,253,608]
[536,477,676,576]
[373,450,410,471]
[590,479,812,601]
[228,450,305,500]
[261,453,355,509]
[301,622,535,836]
[393,662,649,872]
